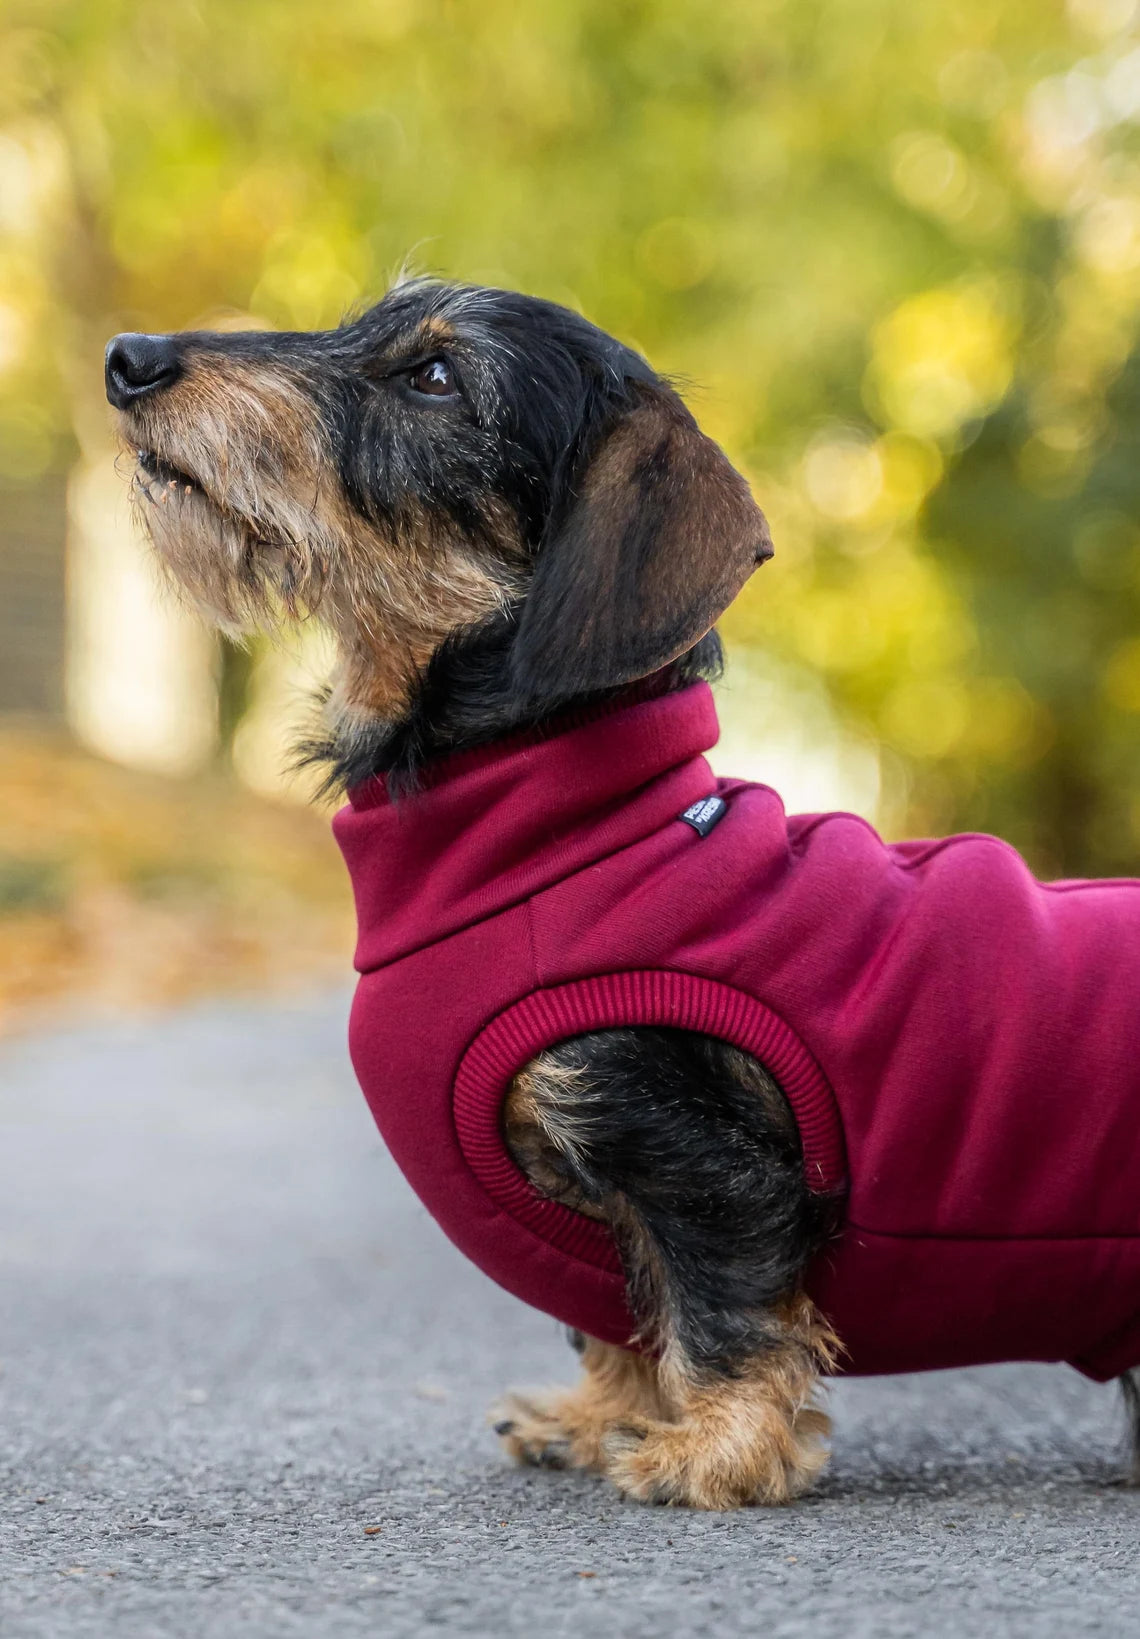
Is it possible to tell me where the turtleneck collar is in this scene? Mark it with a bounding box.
[332,681,722,972]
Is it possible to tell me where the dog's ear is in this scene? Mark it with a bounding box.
[510,386,772,704]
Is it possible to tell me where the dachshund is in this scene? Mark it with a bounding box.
[105,278,1140,1508]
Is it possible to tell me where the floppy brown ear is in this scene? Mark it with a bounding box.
[510,386,772,704]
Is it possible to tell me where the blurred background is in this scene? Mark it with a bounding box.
[2,0,1140,1032]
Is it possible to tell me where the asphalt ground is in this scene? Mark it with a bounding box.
[1,993,1136,1638]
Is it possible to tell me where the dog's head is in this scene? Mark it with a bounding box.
[106,279,771,725]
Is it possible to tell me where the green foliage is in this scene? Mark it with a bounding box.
[927,357,1140,874]
[2,0,1140,870]
[0,854,67,913]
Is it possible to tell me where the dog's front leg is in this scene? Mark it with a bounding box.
[599,1295,833,1508]
[496,1028,840,1507]
[492,1300,831,1506]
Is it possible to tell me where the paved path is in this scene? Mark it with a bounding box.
[0,995,1136,1638]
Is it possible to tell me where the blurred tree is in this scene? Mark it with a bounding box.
[925,354,1140,875]
[1,0,1139,870]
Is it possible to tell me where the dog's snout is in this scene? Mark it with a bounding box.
[104,332,181,410]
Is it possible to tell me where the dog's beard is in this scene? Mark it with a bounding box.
[125,435,525,729]
[128,442,334,632]
[123,364,339,631]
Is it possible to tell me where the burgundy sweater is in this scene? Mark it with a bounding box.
[333,683,1140,1381]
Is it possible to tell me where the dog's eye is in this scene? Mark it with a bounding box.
[408,358,456,396]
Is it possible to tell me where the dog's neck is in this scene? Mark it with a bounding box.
[301,618,724,797]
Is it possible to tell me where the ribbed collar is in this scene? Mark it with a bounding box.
[332,682,722,972]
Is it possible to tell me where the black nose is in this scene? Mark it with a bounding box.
[104,332,181,410]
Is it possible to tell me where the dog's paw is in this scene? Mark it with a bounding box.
[600,1404,830,1510]
[600,1419,757,1508]
[489,1391,583,1472]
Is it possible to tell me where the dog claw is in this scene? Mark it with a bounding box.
[518,1437,572,1470]
[491,1395,582,1473]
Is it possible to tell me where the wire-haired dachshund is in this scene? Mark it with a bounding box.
[105,278,1140,1508]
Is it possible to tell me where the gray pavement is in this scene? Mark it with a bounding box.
[0,994,1136,1638]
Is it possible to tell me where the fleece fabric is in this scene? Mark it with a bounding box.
[333,683,1140,1380]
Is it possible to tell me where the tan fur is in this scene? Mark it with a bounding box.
[502,1061,609,1219]
[419,316,457,347]
[121,353,524,720]
[491,1335,669,1473]
[492,1299,836,1508]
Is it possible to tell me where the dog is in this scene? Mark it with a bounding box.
[105,278,1140,1509]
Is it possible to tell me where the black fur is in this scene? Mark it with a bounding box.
[507,1029,839,1375]
[262,281,699,792]
[338,282,656,542]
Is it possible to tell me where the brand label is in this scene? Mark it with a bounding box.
[678,795,727,837]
